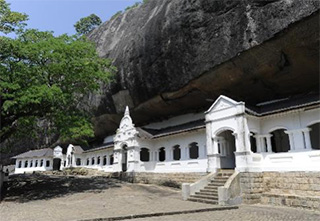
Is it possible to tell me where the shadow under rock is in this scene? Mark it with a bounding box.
[3,173,122,203]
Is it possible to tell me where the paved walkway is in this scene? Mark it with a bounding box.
[1,174,319,221]
[133,205,320,221]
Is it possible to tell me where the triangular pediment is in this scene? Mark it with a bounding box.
[206,95,240,113]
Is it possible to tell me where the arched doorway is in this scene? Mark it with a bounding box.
[122,145,128,172]
[270,129,290,153]
[216,130,236,169]
[53,158,61,171]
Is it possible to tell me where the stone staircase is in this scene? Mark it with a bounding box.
[188,170,234,204]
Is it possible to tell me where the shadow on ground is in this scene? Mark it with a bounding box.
[3,173,122,203]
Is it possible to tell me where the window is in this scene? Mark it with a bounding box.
[18,161,22,168]
[40,160,44,167]
[30,160,33,167]
[97,156,101,165]
[46,160,50,167]
[109,154,114,165]
[76,158,81,166]
[91,157,95,165]
[103,155,107,165]
[86,158,89,165]
[189,142,199,159]
[173,145,181,161]
[309,123,320,150]
[250,133,257,153]
[25,160,28,168]
[271,129,290,153]
[158,147,165,162]
[35,160,38,167]
[140,148,150,162]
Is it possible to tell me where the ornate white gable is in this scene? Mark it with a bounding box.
[114,106,138,145]
[206,95,241,113]
[53,146,63,158]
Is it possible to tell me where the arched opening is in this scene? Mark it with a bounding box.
[173,145,181,161]
[86,158,89,166]
[25,160,28,168]
[97,156,101,165]
[46,160,50,167]
[309,123,320,150]
[76,158,81,166]
[91,157,95,165]
[158,147,165,162]
[109,154,114,165]
[53,158,61,170]
[270,129,290,153]
[217,130,236,169]
[103,155,107,165]
[122,145,128,172]
[18,161,22,168]
[189,142,199,159]
[40,160,43,167]
[30,160,33,167]
[140,148,150,162]
[250,132,257,153]
[35,160,38,167]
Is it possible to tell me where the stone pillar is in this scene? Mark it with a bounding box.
[127,146,140,172]
[207,137,220,173]
[265,135,273,153]
[165,147,171,161]
[285,131,295,151]
[254,135,262,153]
[303,128,312,150]
[113,149,122,172]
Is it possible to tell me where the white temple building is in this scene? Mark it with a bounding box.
[12,94,320,174]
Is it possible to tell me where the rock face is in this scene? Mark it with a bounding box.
[88,0,319,138]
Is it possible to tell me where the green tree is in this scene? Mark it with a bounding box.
[74,14,102,35]
[0,29,116,144]
[0,0,28,34]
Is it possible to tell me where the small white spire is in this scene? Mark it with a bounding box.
[124,106,130,116]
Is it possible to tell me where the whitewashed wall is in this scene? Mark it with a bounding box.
[14,157,53,174]
[136,129,207,173]
[246,107,320,172]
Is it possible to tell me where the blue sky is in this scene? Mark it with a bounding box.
[7,0,141,35]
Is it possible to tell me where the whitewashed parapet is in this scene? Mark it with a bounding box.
[218,171,241,205]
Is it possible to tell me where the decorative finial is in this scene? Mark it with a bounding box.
[125,106,130,116]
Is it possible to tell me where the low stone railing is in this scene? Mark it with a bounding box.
[218,171,241,205]
[181,172,216,200]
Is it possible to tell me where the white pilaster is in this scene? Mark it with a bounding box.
[303,128,312,150]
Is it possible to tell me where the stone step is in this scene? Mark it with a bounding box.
[194,193,218,200]
[188,197,218,205]
[210,180,227,185]
[203,186,219,190]
[208,183,225,187]
[200,189,218,194]
[213,176,230,179]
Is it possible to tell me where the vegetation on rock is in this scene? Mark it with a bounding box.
[74,14,102,35]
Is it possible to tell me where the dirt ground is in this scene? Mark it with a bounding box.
[0,173,212,221]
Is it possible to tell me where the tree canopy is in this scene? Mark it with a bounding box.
[0,0,28,34]
[0,2,116,145]
[74,14,102,35]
